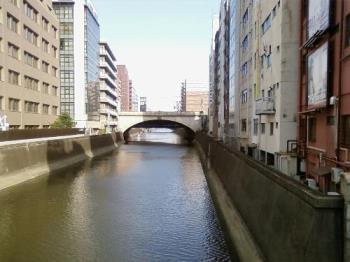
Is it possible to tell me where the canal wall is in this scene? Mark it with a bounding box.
[0,133,123,191]
[195,132,344,262]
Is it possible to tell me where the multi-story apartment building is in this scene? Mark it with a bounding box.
[0,0,60,129]
[228,0,238,145]
[53,0,100,129]
[99,42,119,132]
[117,64,130,112]
[180,81,208,113]
[252,0,300,176]
[140,96,147,112]
[217,0,230,140]
[298,0,350,193]
[129,80,138,112]
[208,16,219,135]
[235,0,254,152]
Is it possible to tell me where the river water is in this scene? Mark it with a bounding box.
[0,132,233,261]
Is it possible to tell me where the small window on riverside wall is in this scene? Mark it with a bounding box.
[327,116,335,126]
[345,15,350,47]
[270,122,274,135]
[342,116,350,148]
[241,119,247,132]
[253,119,258,135]
[308,117,317,143]
[261,123,265,134]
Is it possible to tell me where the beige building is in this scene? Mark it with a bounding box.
[252,0,300,176]
[181,81,208,113]
[0,0,60,129]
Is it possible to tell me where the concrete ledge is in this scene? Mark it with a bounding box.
[196,132,344,262]
[195,141,265,262]
[0,133,123,191]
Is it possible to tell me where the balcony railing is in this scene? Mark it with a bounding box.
[255,97,275,115]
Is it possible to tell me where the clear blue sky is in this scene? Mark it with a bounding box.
[93,0,220,111]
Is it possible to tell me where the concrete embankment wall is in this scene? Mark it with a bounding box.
[0,133,123,191]
[196,132,344,262]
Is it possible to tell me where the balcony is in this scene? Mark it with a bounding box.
[100,72,118,89]
[100,82,118,98]
[255,97,275,115]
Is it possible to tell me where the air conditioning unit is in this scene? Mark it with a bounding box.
[306,178,318,190]
[329,96,337,106]
[331,168,343,184]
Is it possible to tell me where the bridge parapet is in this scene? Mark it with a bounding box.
[118,111,207,133]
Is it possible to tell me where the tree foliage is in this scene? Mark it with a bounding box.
[51,113,76,129]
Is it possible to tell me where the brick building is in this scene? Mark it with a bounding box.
[298,0,350,193]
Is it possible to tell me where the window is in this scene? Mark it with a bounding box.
[241,89,248,104]
[272,6,277,17]
[270,122,274,135]
[52,85,58,96]
[0,96,3,110]
[0,67,3,81]
[24,76,39,91]
[24,26,38,46]
[52,66,58,77]
[241,119,247,132]
[52,106,58,115]
[51,25,57,39]
[242,35,249,52]
[8,70,19,85]
[60,22,73,35]
[42,82,49,94]
[342,116,350,147]
[42,104,49,114]
[346,14,350,47]
[24,1,38,22]
[24,101,39,113]
[266,53,272,68]
[42,61,49,73]
[241,62,248,77]
[42,38,49,53]
[8,98,20,111]
[10,0,18,7]
[42,17,49,32]
[24,52,38,68]
[261,123,266,134]
[253,119,258,135]
[52,45,57,58]
[261,14,272,34]
[8,42,19,59]
[242,8,248,26]
[308,117,317,143]
[7,14,18,33]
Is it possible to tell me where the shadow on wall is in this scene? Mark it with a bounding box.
[45,133,123,177]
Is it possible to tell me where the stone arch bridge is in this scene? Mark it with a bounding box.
[118,112,207,140]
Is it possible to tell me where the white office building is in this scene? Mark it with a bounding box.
[53,0,100,129]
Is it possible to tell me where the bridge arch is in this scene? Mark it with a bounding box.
[118,112,205,143]
[123,119,195,142]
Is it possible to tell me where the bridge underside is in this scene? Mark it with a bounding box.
[123,120,195,142]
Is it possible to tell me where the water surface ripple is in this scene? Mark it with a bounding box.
[0,132,232,261]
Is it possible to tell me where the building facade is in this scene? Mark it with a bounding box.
[117,64,130,111]
[53,0,100,129]
[217,0,230,140]
[298,0,350,193]
[180,81,209,113]
[128,80,138,112]
[251,0,300,176]
[0,0,60,129]
[140,96,147,112]
[208,16,219,135]
[99,42,119,132]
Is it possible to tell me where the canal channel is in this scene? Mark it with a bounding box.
[0,132,234,261]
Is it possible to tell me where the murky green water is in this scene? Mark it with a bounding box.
[0,132,233,261]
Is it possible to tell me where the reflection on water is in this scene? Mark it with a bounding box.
[0,132,233,261]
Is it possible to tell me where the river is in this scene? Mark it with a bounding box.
[0,132,233,261]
